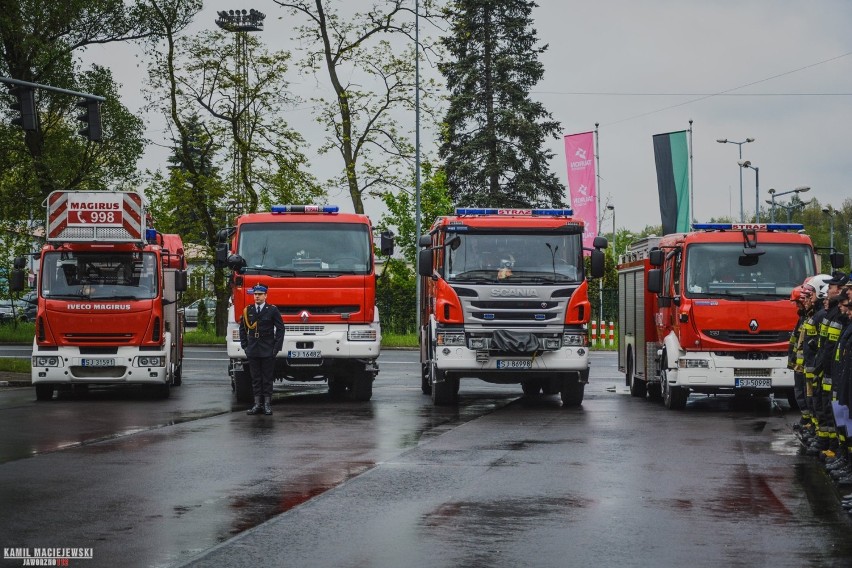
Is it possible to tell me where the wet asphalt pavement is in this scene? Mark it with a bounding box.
[1,348,852,567]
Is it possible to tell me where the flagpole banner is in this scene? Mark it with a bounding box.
[564,131,597,249]
[652,130,690,235]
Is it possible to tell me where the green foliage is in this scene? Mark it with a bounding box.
[439,0,565,208]
[376,258,417,335]
[0,356,30,374]
[378,162,453,265]
[0,322,34,343]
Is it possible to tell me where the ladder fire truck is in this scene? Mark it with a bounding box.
[617,223,820,409]
[417,207,606,406]
[217,205,393,402]
[11,190,188,400]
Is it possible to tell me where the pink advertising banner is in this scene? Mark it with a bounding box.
[564,131,597,250]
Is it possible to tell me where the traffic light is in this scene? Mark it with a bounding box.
[76,97,102,142]
[9,86,38,132]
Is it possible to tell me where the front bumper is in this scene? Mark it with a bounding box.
[670,352,793,392]
[31,344,169,385]
[227,322,381,360]
[434,345,590,379]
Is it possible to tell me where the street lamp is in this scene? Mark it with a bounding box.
[606,205,616,261]
[823,207,836,250]
[737,160,759,222]
[765,198,806,223]
[717,137,755,222]
[767,186,810,223]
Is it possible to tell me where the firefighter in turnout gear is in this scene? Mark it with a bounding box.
[239,284,285,415]
[789,283,812,431]
[802,274,832,453]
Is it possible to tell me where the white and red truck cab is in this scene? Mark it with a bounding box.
[617,222,819,409]
[417,207,606,406]
[11,190,187,400]
[216,205,393,402]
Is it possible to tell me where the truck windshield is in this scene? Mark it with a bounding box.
[238,222,371,275]
[446,232,582,284]
[685,242,815,299]
[42,252,158,300]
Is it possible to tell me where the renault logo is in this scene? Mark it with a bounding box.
[300,310,310,323]
[749,319,759,333]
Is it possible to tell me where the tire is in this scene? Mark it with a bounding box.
[155,382,171,399]
[560,381,585,407]
[234,367,253,403]
[35,384,54,401]
[172,362,182,387]
[647,383,662,401]
[522,381,543,396]
[430,364,456,406]
[421,363,431,395]
[662,369,688,410]
[328,377,347,400]
[786,389,799,410]
[627,350,647,398]
[349,373,373,401]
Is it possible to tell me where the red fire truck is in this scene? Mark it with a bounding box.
[617,223,819,409]
[217,205,393,402]
[11,190,188,400]
[417,207,606,406]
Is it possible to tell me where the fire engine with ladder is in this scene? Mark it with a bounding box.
[11,190,188,400]
[417,207,606,406]
[216,205,394,402]
[617,222,825,409]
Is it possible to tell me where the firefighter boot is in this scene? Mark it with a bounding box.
[807,436,830,456]
[263,396,273,415]
[247,396,262,415]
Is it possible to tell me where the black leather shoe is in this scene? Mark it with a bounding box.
[247,403,262,415]
[835,475,852,486]
[263,397,272,415]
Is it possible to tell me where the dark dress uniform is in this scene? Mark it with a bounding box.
[239,288,285,414]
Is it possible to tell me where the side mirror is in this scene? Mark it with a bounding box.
[830,252,845,269]
[227,254,247,271]
[175,270,188,292]
[380,231,395,256]
[417,249,434,277]
[10,269,25,292]
[593,236,608,249]
[215,243,229,269]
[649,249,664,267]
[647,269,662,294]
[418,234,432,248]
[590,249,605,279]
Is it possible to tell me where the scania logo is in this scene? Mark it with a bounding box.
[749,319,759,333]
[490,288,539,297]
[300,310,310,323]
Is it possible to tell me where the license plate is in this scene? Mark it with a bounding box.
[81,358,115,367]
[288,350,321,359]
[735,378,771,389]
[496,359,532,369]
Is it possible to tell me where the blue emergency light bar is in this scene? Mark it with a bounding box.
[692,222,804,232]
[455,207,574,217]
[271,205,339,214]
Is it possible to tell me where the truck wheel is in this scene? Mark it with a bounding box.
[560,381,584,407]
[628,352,647,398]
[155,382,171,399]
[349,373,373,401]
[328,377,347,400]
[522,381,542,396]
[647,383,662,401]
[234,368,253,403]
[421,363,431,395]
[662,369,688,410]
[172,362,182,387]
[431,365,456,406]
[35,384,54,401]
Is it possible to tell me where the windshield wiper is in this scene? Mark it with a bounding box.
[242,267,296,276]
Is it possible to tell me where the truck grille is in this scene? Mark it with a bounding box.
[280,305,359,315]
[734,368,772,377]
[286,325,325,333]
[703,330,790,344]
[64,333,134,344]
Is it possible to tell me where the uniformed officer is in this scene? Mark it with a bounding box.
[239,284,285,415]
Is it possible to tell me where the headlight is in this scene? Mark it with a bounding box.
[231,329,241,343]
[136,356,165,367]
[563,333,587,346]
[679,359,709,369]
[348,327,378,341]
[437,332,465,346]
[33,356,59,367]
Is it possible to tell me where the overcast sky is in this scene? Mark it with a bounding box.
[88,0,852,233]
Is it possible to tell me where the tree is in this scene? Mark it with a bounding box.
[439,0,564,208]
[144,10,322,335]
[0,0,198,205]
[273,0,438,214]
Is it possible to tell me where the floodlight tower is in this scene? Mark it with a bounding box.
[215,9,265,214]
